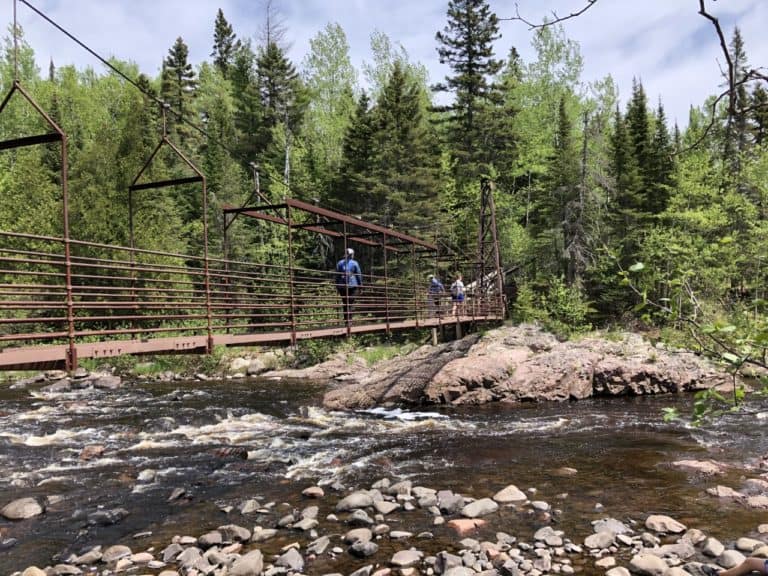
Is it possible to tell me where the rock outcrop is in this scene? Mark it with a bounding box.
[323,324,733,410]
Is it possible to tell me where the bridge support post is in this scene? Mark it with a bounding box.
[431,327,438,346]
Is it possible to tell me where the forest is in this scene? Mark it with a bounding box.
[0,0,766,374]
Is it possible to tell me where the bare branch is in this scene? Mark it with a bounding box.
[698,0,735,120]
[501,0,599,29]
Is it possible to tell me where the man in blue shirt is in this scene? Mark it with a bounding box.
[428,274,445,317]
[336,248,362,324]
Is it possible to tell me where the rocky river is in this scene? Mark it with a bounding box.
[2,365,768,576]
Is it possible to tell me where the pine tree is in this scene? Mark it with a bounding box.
[255,41,307,185]
[211,9,239,78]
[335,93,375,213]
[434,0,502,176]
[724,27,750,167]
[647,100,675,215]
[750,84,767,147]
[230,40,264,164]
[160,37,197,143]
[610,105,642,254]
[358,62,440,229]
[625,79,652,200]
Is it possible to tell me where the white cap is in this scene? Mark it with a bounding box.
[346,248,354,257]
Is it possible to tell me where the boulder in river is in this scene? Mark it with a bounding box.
[1,497,43,520]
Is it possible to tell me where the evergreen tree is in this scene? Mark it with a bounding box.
[609,105,642,254]
[256,41,307,186]
[230,40,263,164]
[750,84,767,147]
[362,62,440,229]
[335,92,375,213]
[647,100,675,215]
[625,79,652,205]
[211,9,239,78]
[434,0,502,176]
[160,37,197,143]
[724,27,750,168]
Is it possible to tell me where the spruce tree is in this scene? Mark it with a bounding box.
[160,37,197,143]
[625,79,652,199]
[610,105,642,254]
[750,84,767,147]
[434,0,502,176]
[647,100,675,215]
[335,93,375,213]
[211,9,239,78]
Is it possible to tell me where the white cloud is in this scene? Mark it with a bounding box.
[2,0,766,126]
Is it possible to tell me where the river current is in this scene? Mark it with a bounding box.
[1,377,767,574]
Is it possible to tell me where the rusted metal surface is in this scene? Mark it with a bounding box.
[0,228,504,370]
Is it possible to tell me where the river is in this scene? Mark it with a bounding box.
[1,377,766,574]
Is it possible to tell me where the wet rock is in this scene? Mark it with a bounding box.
[302,485,324,498]
[239,498,260,514]
[585,532,616,549]
[251,527,278,542]
[593,518,634,535]
[672,460,727,475]
[41,379,72,393]
[198,530,223,548]
[308,535,331,555]
[87,507,129,526]
[294,517,319,531]
[0,537,18,550]
[606,568,631,576]
[73,546,102,564]
[162,543,183,562]
[391,549,424,568]
[461,498,498,518]
[534,526,564,547]
[1,497,43,520]
[218,524,251,542]
[645,514,686,534]
[447,518,487,536]
[51,564,82,575]
[344,528,373,544]
[438,490,465,514]
[348,508,374,525]
[350,539,379,557]
[130,552,154,564]
[629,553,669,576]
[247,359,267,375]
[167,487,187,501]
[350,567,374,576]
[276,547,304,572]
[79,444,106,461]
[337,490,375,511]
[390,530,414,540]
[745,495,768,508]
[493,485,527,503]
[736,537,764,552]
[230,549,264,576]
[443,567,476,576]
[92,375,122,389]
[21,567,47,576]
[102,544,132,563]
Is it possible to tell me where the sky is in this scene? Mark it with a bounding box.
[3,0,767,127]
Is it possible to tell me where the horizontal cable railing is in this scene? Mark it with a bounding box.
[0,230,505,367]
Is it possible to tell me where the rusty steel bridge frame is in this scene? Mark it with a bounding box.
[0,15,505,372]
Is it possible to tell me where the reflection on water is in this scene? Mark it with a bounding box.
[1,378,767,573]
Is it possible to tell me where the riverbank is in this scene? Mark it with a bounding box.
[8,469,768,576]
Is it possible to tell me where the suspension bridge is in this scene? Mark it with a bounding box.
[0,3,506,372]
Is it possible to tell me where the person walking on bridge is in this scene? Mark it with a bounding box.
[427,274,445,317]
[336,248,362,324]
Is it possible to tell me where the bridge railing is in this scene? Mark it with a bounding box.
[0,230,505,368]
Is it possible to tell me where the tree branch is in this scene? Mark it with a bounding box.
[501,0,599,29]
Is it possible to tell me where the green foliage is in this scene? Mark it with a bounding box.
[512,277,593,336]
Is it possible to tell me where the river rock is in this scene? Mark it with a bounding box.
[585,531,616,549]
[448,518,487,535]
[629,553,669,576]
[1,497,43,520]
[321,325,734,409]
[350,539,379,557]
[344,528,373,544]
[21,568,47,576]
[92,375,122,389]
[302,486,324,498]
[462,498,499,518]
[606,568,631,576]
[218,524,251,542]
[308,535,331,555]
[702,537,725,557]
[534,526,564,546]
[337,491,375,511]
[103,544,132,563]
[746,495,768,508]
[736,537,764,552]
[374,500,401,515]
[493,484,527,503]
[277,547,304,571]
[672,460,727,475]
[645,514,686,533]
[230,549,264,576]
[251,527,277,542]
[438,490,465,514]
[593,517,633,535]
[391,549,424,567]
[720,550,747,568]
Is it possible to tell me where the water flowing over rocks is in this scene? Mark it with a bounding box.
[322,324,733,409]
[10,469,768,576]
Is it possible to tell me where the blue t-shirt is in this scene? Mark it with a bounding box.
[428,278,444,294]
[336,258,362,288]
